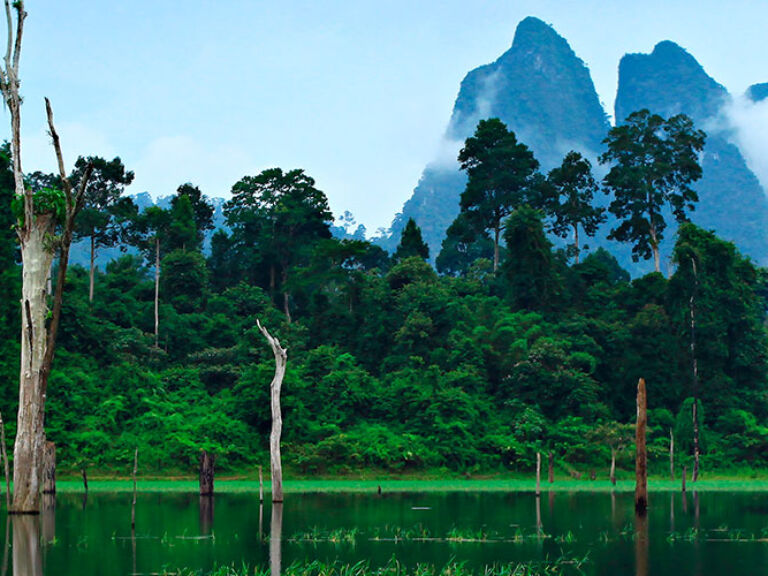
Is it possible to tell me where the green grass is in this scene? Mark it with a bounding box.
[50,476,768,494]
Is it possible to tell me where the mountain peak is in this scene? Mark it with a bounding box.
[511,17,562,48]
[746,83,768,103]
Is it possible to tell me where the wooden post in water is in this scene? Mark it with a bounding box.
[635,378,648,515]
[535,452,541,497]
[42,442,55,495]
[682,465,687,493]
[131,448,138,529]
[548,452,554,484]
[669,429,675,480]
[199,450,215,496]
[610,448,617,486]
[259,465,264,503]
[257,319,287,503]
[0,412,10,510]
[81,467,88,494]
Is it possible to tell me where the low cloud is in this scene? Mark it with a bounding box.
[723,95,768,191]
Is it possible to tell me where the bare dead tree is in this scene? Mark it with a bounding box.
[689,257,700,482]
[0,0,93,513]
[257,319,287,503]
[635,378,648,515]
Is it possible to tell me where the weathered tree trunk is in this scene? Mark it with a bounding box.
[548,452,554,484]
[41,441,55,495]
[682,465,687,493]
[88,235,95,302]
[635,378,648,514]
[259,465,264,503]
[199,450,215,496]
[535,452,541,497]
[669,429,675,480]
[573,224,580,265]
[690,258,700,482]
[0,412,10,510]
[131,448,138,528]
[610,447,617,486]
[257,320,287,503]
[1,3,93,513]
[199,494,214,536]
[154,237,160,347]
[81,467,88,494]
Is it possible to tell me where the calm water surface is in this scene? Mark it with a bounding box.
[8,490,768,575]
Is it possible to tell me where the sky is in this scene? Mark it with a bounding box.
[10,0,768,235]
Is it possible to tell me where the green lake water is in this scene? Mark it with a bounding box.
[8,490,768,574]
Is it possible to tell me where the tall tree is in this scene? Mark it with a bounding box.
[600,109,706,273]
[71,156,135,302]
[393,218,429,261]
[1,0,94,512]
[458,118,539,272]
[172,183,214,250]
[225,168,332,322]
[542,151,605,264]
[436,213,494,276]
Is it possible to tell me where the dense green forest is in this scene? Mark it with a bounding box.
[1,111,767,479]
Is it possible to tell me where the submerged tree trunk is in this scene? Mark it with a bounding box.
[669,429,675,480]
[199,450,215,496]
[41,442,55,495]
[610,447,617,486]
[635,378,648,514]
[257,320,287,503]
[548,452,554,484]
[535,452,541,497]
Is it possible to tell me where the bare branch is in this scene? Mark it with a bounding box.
[11,1,24,77]
[3,0,12,80]
[44,97,72,201]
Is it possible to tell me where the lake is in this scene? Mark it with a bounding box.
[8,490,768,574]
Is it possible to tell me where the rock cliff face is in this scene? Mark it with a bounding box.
[386,16,609,255]
[615,41,768,267]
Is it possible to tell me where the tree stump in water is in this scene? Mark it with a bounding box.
[199,451,215,496]
[548,452,554,483]
[635,378,648,515]
[42,442,55,495]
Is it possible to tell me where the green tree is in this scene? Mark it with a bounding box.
[458,118,540,272]
[600,109,706,272]
[393,218,429,261]
[172,183,214,250]
[541,151,605,264]
[70,156,136,302]
[436,213,494,276]
[225,168,333,321]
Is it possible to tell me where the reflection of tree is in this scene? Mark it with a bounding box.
[634,511,648,576]
[42,493,56,548]
[199,495,214,536]
[270,503,283,576]
[12,516,42,576]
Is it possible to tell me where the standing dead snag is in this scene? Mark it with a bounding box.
[635,378,648,515]
[257,319,287,503]
[199,450,215,496]
[41,442,55,495]
[0,0,93,513]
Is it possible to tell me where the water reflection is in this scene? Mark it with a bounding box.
[199,495,214,536]
[12,516,42,576]
[270,503,283,576]
[41,495,55,546]
[634,512,648,576]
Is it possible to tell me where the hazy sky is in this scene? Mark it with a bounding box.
[11,1,768,233]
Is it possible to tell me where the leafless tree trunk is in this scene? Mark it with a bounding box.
[690,257,700,482]
[41,442,54,494]
[0,412,9,510]
[259,465,264,503]
[199,450,214,496]
[88,235,95,302]
[0,1,93,512]
[270,503,283,576]
[154,237,160,347]
[131,448,138,528]
[682,465,687,493]
[635,378,647,514]
[610,447,616,486]
[669,429,675,480]
[535,452,541,497]
[257,319,287,503]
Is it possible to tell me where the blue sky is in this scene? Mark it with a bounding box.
[11,1,768,233]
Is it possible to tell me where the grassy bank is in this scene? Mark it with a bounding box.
[52,476,768,494]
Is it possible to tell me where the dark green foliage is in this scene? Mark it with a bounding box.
[394,218,429,261]
[600,109,705,267]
